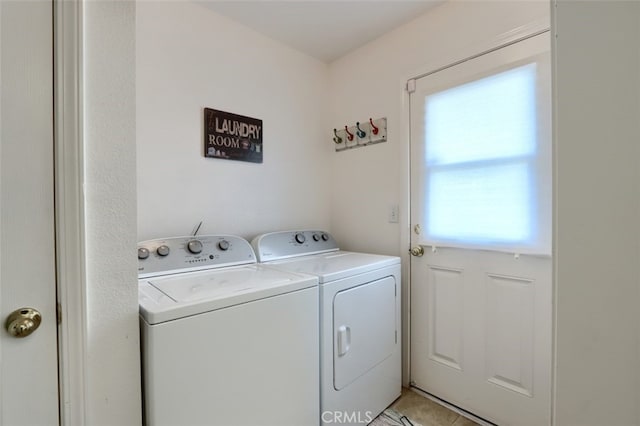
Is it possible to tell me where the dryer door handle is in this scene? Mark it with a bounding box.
[337,325,351,357]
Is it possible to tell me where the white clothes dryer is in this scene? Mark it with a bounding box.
[138,234,319,426]
[252,230,401,426]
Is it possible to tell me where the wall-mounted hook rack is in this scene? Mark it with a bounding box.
[333,117,387,152]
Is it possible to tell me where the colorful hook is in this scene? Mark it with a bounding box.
[333,128,343,144]
[369,118,379,135]
[356,122,366,139]
[344,125,354,141]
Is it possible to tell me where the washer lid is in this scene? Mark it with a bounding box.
[139,264,318,324]
[265,251,400,283]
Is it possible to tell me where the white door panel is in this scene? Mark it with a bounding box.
[485,274,535,397]
[411,249,551,425]
[1,1,59,424]
[410,32,552,426]
[427,266,463,370]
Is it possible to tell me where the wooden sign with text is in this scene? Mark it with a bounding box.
[204,108,263,163]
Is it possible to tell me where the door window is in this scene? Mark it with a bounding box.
[416,51,551,255]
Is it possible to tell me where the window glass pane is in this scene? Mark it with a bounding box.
[425,64,537,166]
[427,163,532,244]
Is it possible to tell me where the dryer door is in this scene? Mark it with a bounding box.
[333,276,397,390]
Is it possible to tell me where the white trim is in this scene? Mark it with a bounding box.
[550,2,558,425]
[399,75,412,388]
[54,0,87,425]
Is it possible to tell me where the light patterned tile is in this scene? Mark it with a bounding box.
[390,388,462,426]
[452,415,480,426]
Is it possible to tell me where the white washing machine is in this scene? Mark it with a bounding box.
[138,234,320,426]
[252,230,401,426]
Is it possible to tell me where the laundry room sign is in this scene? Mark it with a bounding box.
[204,108,263,163]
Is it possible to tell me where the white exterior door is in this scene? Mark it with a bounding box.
[409,33,552,426]
[1,1,59,424]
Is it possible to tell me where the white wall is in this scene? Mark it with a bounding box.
[136,1,331,242]
[553,2,640,425]
[83,0,141,424]
[328,0,550,385]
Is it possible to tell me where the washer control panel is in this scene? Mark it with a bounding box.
[251,230,339,262]
[138,235,256,278]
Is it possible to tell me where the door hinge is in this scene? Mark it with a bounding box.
[406,79,416,94]
[395,330,398,344]
[57,303,62,325]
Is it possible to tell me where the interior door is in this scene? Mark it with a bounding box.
[1,1,59,424]
[409,33,552,426]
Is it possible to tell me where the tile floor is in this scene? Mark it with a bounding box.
[389,388,479,426]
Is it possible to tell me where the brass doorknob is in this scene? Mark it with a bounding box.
[410,246,425,257]
[5,307,42,338]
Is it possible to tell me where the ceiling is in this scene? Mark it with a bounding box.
[198,1,443,63]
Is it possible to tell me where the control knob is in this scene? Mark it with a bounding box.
[294,233,306,244]
[321,233,329,241]
[157,245,170,257]
[187,240,203,254]
[218,240,230,251]
[313,234,320,242]
[138,247,150,260]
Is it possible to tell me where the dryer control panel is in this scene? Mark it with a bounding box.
[251,230,339,262]
[138,235,256,278]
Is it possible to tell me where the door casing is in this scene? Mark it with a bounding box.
[54,0,89,424]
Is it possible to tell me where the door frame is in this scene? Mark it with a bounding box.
[54,0,88,424]
[399,14,553,416]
